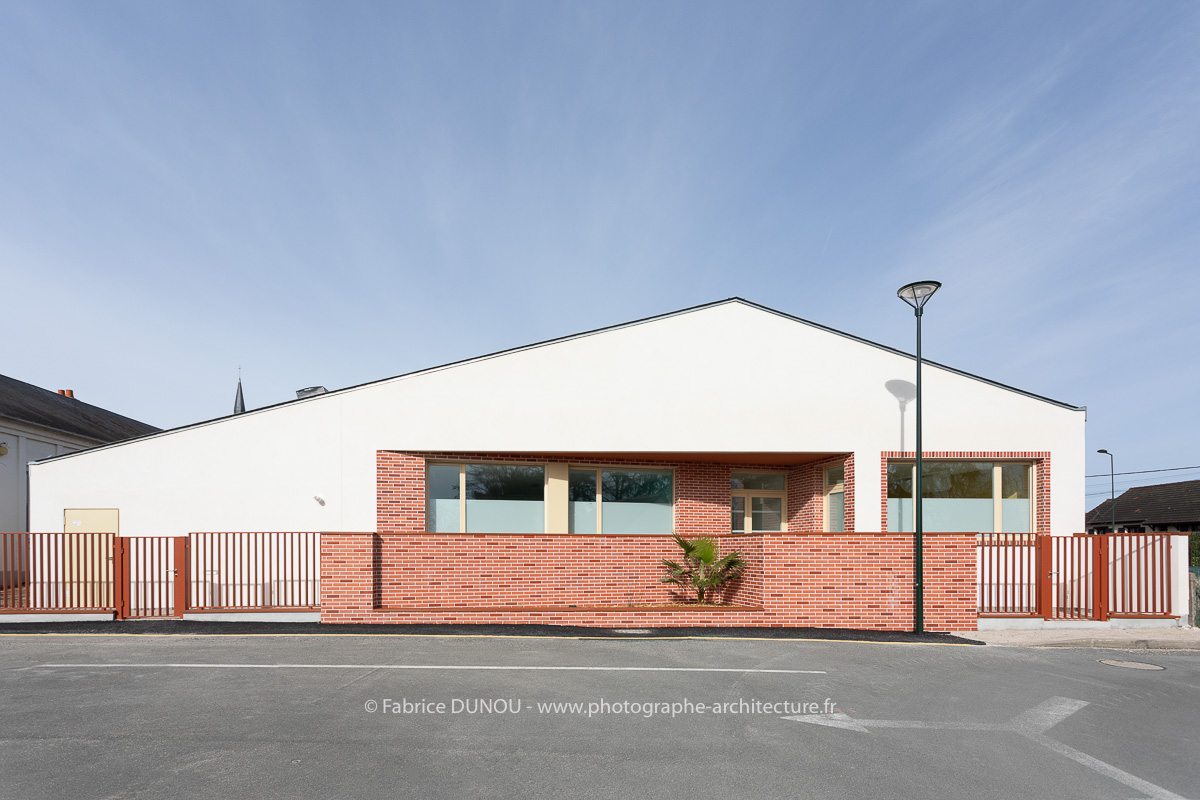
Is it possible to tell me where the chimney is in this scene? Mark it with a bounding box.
[58,389,75,398]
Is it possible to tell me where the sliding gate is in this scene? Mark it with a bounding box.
[977,533,1174,621]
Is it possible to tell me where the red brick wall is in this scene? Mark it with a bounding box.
[320,530,977,632]
[879,451,1051,533]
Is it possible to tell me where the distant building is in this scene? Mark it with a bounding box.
[1086,479,1200,535]
[0,374,158,532]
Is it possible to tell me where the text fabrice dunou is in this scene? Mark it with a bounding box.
[380,698,522,714]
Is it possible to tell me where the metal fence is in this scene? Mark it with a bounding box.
[1,532,320,616]
[977,533,1174,620]
[188,532,321,610]
[0,532,115,612]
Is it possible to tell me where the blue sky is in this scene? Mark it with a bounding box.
[3,1,1198,511]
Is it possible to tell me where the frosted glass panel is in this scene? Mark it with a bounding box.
[827,492,844,532]
[603,503,673,534]
[888,498,993,532]
[1001,499,1032,533]
[569,502,597,534]
[432,501,458,532]
[888,497,912,532]
[429,499,460,533]
[466,500,544,533]
[428,465,461,533]
[923,498,994,533]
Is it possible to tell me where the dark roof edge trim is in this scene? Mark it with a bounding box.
[31,297,1084,466]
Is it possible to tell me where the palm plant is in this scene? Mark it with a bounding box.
[660,534,745,604]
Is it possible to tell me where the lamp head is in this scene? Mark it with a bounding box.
[897,281,942,310]
[1097,449,1110,455]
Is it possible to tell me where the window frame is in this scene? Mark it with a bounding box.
[426,461,547,534]
[730,471,788,533]
[886,459,1035,533]
[568,465,676,535]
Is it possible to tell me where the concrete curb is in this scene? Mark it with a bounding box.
[1031,638,1200,650]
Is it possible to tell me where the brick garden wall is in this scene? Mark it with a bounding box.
[319,530,977,632]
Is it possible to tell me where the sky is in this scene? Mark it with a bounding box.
[2,1,1198,512]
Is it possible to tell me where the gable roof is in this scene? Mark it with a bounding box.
[0,373,160,444]
[31,297,1083,462]
[1086,480,1200,526]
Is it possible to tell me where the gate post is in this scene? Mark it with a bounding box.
[173,537,188,619]
[1038,535,1053,620]
[113,537,129,620]
[1094,534,1109,622]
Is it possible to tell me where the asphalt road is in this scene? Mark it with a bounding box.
[1,632,1196,799]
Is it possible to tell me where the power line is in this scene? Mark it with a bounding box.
[1084,464,1200,479]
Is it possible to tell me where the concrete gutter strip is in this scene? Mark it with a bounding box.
[953,628,1200,650]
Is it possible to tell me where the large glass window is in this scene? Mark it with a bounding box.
[731,472,786,533]
[887,461,1033,533]
[427,463,545,533]
[569,468,673,534]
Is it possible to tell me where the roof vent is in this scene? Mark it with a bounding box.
[296,386,327,399]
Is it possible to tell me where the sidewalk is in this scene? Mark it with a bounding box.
[953,626,1200,650]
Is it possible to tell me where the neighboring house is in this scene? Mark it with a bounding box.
[25,298,1093,630]
[1086,480,1200,535]
[1,374,159,533]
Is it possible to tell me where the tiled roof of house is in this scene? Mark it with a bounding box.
[1086,479,1200,526]
[0,373,159,444]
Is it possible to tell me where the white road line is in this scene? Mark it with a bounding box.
[786,696,1189,800]
[41,663,824,674]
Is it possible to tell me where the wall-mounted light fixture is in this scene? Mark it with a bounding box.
[0,442,8,457]
[313,495,326,506]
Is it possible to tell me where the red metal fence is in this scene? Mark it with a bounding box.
[116,536,184,619]
[977,534,1038,615]
[1108,533,1172,617]
[978,532,1174,620]
[188,532,321,610]
[0,532,115,612]
[1,532,319,617]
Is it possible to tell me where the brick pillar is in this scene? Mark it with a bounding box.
[320,532,375,622]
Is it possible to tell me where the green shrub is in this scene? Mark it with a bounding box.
[660,534,745,604]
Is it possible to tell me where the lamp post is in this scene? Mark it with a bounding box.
[1097,449,1115,533]
[897,280,941,634]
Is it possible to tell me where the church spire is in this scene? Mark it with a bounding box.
[234,370,245,415]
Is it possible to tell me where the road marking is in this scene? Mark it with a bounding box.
[41,662,825,674]
[786,697,1188,800]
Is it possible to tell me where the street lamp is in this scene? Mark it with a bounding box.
[1097,449,1115,534]
[897,280,941,634]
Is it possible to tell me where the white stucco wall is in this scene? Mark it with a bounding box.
[28,301,1087,536]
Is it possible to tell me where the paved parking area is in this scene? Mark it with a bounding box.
[1,632,1196,799]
